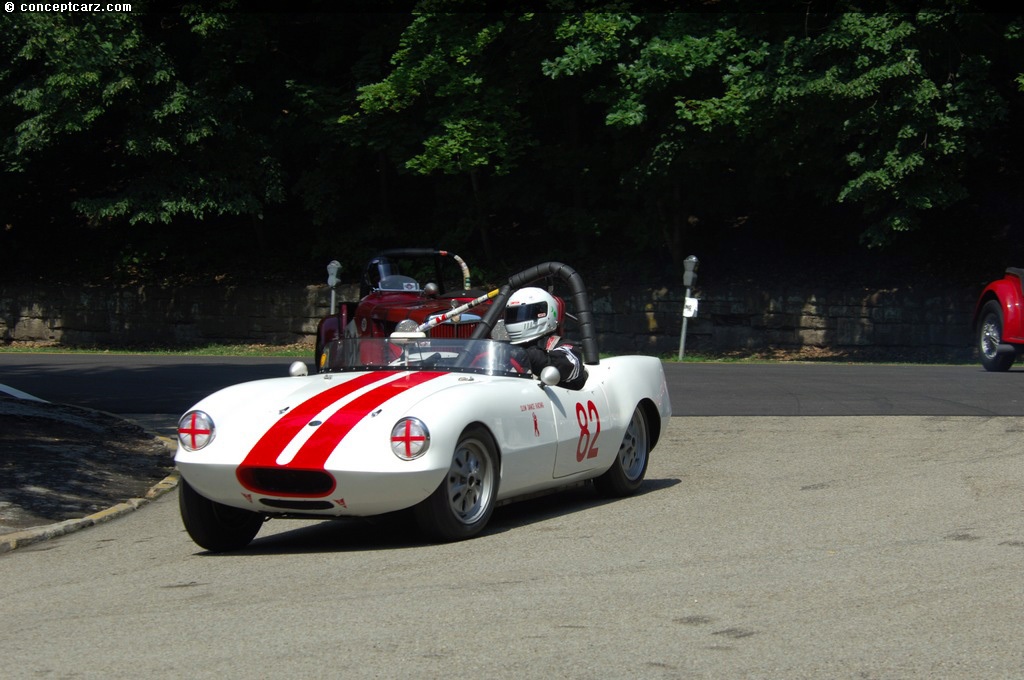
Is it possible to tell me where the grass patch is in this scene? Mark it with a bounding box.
[0,342,312,357]
[664,346,974,365]
[3,341,974,365]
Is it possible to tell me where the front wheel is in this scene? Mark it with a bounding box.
[594,405,650,497]
[179,479,264,552]
[978,300,1015,372]
[414,426,499,542]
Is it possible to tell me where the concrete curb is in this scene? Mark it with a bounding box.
[0,389,183,555]
[0,448,180,555]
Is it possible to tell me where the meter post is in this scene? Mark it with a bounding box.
[326,260,341,315]
[678,255,699,360]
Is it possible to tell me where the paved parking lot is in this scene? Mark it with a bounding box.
[2,413,1021,678]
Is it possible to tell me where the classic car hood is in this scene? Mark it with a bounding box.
[361,295,488,323]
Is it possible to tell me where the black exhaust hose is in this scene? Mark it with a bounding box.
[472,262,599,366]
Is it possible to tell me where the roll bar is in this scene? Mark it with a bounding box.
[471,262,599,365]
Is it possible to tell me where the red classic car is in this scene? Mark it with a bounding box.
[975,267,1024,371]
[315,249,490,370]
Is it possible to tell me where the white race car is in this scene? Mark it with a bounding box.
[174,263,671,551]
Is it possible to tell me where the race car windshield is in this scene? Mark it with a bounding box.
[322,338,532,379]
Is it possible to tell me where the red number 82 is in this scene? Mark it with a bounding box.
[575,400,601,462]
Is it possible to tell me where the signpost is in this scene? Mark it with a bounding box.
[326,260,341,315]
[678,255,699,360]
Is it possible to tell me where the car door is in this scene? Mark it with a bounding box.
[547,381,612,478]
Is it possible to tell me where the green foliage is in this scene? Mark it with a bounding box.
[539,9,1018,248]
[2,8,285,235]
[348,12,534,176]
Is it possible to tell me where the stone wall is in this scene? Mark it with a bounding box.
[0,281,979,360]
[0,283,358,347]
[592,283,977,361]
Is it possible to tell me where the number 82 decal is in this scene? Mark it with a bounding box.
[575,400,601,462]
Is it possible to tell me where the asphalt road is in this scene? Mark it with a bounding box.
[2,352,1024,417]
[1,355,1022,678]
[0,353,295,414]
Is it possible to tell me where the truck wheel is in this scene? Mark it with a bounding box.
[978,301,1015,372]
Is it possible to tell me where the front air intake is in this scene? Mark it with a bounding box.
[237,467,336,497]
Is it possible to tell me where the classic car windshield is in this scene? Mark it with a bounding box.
[322,337,532,378]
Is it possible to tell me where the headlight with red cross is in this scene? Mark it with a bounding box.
[178,411,215,452]
[390,417,430,460]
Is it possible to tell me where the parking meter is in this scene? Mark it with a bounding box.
[327,260,341,288]
[683,255,699,287]
[327,260,341,315]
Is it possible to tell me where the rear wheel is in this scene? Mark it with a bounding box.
[594,405,650,497]
[414,426,499,542]
[978,301,1015,372]
[179,479,264,552]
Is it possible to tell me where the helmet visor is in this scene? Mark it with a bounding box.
[505,301,549,324]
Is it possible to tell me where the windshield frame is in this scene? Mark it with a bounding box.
[321,337,533,379]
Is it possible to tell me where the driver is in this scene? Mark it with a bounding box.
[505,287,588,390]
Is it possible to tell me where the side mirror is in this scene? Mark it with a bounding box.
[539,365,561,386]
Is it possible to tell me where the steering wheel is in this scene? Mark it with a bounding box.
[467,350,527,374]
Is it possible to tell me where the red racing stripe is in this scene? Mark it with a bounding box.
[240,371,393,469]
[286,371,446,470]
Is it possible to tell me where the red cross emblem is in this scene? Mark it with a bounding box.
[391,419,426,458]
[179,412,213,450]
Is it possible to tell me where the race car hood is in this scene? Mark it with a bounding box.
[176,370,454,469]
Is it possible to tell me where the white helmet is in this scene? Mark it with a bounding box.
[505,287,559,345]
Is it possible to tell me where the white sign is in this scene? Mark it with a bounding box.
[683,297,699,318]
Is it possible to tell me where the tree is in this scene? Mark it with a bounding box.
[3,4,1022,288]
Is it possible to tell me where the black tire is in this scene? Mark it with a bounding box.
[594,405,650,497]
[414,426,499,542]
[978,300,1015,372]
[179,479,264,552]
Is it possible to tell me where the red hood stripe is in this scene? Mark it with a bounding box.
[240,371,394,469]
[287,371,445,470]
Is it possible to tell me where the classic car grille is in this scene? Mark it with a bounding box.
[237,467,336,497]
[428,323,478,339]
